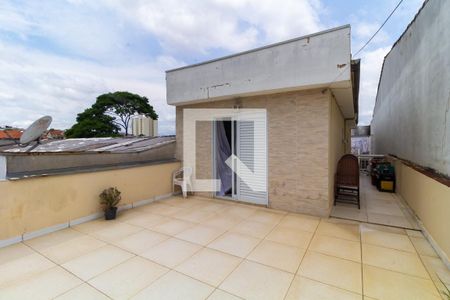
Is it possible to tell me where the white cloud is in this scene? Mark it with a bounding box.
[353,22,389,49]
[0,1,133,62]
[0,0,324,136]
[0,42,181,134]
[348,0,426,125]
[0,2,34,35]
[104,0,323,54]
[357,46,391,125]
[0,0,425,134]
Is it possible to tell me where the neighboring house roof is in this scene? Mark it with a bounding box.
[1,136,177,180]
[2,136,175,154]
[0,130,23,140]
[44,129,65,139]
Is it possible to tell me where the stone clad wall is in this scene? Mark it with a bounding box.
[328,95,346,208]
[176,89,335,216]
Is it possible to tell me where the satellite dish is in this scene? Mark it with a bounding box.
[20,116,52,145]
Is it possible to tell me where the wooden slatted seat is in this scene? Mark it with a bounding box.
[334,154,360,209]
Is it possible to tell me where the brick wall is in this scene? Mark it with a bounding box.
[175,89,335,216]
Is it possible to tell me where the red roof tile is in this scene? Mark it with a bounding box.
[0,130,23,140]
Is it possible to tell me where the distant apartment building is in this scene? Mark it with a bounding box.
[131,115,158,137]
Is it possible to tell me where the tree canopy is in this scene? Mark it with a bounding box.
[65,107,120,138]
[65,91,158,138]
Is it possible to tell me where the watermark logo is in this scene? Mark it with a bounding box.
[183,108,267,193]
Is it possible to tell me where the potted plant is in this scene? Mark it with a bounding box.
[99,187,121,220]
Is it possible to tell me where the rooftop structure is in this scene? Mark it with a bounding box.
[0,5,449,299]
[0,136,176,179]
[167,25,359,124]
[0,129,23,140]
[167,25,360,216]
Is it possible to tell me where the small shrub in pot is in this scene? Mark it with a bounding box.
[99,187,121,220]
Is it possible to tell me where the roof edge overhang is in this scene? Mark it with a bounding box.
[172,80,351,107]
[166,24,351,73]
[329,58,360,123]
[166,25,354,109]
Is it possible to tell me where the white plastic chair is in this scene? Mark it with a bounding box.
[172,167,193,198]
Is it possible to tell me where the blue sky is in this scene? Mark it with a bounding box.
[0,0,424,134]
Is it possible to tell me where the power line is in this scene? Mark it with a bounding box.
[326,0,406,88]
[354,0,405,56]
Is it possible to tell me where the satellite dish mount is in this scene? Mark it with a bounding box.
[11,116,53,150]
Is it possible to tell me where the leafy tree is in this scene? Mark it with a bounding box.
[66,91,158,138]
[65,107,120,138]
[95,91,158,136]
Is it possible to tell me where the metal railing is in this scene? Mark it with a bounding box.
[357,154,385,174]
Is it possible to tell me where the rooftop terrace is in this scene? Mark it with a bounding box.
[0,195,448,299]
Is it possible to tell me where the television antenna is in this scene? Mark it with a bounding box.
[2,116,52,150]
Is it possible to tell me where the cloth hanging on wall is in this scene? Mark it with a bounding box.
[216,121,233,196]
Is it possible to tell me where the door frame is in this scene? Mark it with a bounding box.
[235,117,269,206]
[212,117,268,205]
[212,118,237,200]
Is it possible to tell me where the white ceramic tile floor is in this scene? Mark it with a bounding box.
[0,195,446,299]
[331,174,419,230]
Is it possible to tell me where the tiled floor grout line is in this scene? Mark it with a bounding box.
[124,266,171,299]
[294,274,363,297]
[64,254,138,299]
[196,209,289,296]
[121,210,438,298]
[60,225,192,299]
[122,199,252,299]
[6,196,444,299]
[131,241,211,297]
[51,282,112,300]
[359,223,365,298]
[333,176,419,230]
[281,217,321,300]
[247,212,297,300]
[198,209,287,297]
[210,288,245,299]
[305,248,361,264]
[290,220,366,297]
[21,242,114,300]
[361,240,423,255]
[331,215,419,231]
[361,261,438,281]
[406,234,445,299]
[198,226,316,276]
[313,231,360,244]
[63,209,219,299]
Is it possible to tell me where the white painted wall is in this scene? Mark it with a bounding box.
[166,26,353,117]
[372,0,450,176]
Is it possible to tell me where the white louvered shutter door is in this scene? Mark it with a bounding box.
[236,115,268,205]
